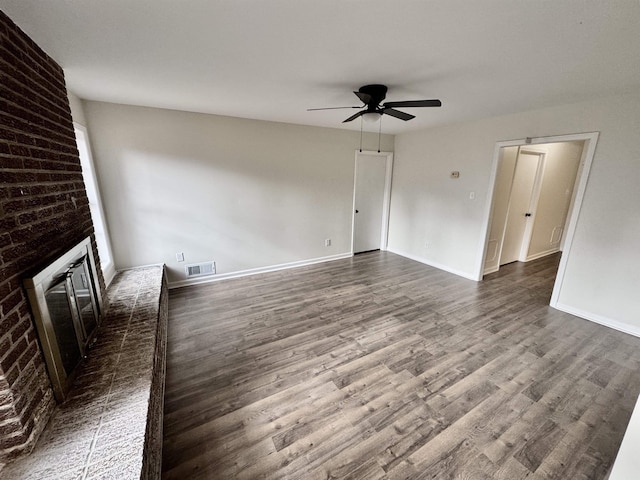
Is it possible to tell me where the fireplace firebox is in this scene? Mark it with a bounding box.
[24,237,103,402]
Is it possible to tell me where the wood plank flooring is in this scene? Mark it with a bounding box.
[162,252,640,479]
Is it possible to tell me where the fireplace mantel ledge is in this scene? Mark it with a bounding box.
[0,265,168,479]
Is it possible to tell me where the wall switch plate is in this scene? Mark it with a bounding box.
[325,239,331,247]
[469,191,475,200]
[450,171,460,179]
[176,252,185,262]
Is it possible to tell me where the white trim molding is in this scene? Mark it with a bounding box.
[102,262,117,287]
[548,132,599,308]
[387,247,477,281]
[554,303,640,339]
[524,248,560,263]
[167,253,353,289]
[483,265,499,276]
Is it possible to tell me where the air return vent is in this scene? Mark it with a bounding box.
[185,261,216,278]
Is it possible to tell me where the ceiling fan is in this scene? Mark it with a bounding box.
[308,84,441,123]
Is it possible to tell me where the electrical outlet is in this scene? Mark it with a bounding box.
[325,238,331,247]
[176,252,185,262]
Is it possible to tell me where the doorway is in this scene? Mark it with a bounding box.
[484,141,584,274]
[351,151,393,254]
[477,132,599,308]
[499,149,545,266]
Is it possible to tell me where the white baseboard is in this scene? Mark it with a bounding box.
[525,247,560,262]
[483,265,499,276]
[167,253,353,289]
[483,248,560,276]
[386,247,478,281]
[553,303,640,339]
[102,262,117,288]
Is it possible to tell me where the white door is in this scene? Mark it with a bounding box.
[483,146,519,274]
[500,152,540,265]
[353,153,388,253]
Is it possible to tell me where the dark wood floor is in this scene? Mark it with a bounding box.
[162,252,640,479]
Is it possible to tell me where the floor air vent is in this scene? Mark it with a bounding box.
[185,261,216,278]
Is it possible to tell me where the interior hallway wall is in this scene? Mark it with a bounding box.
[526,141,583,261]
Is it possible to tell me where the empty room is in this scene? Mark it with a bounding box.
[1,1,640,479]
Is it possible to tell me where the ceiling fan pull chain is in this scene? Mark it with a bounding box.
[359,116,363,152]
[378,115,382,153]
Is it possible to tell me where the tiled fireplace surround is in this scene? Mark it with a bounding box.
[1,9,167,478]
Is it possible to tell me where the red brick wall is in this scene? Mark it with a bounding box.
[0,10,105,462]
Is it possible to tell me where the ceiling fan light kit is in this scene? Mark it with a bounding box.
[308,84,441,124]
[362,112,382,123]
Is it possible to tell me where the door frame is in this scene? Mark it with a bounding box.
[351,150,394,254]
[475,132,599,309]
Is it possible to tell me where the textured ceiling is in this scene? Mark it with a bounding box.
[2,0,640,134]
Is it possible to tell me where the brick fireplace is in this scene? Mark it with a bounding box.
[0,9,106,463]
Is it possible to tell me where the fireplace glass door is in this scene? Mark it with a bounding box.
[69,255,99,340]
[44,276,83,377]
[24,237,103,402]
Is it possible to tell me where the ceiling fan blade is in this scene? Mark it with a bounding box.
[382,108,415,121]
[342,110,366,123]
[307,106,362,111]
[383,99,442,108]
[353,91,372,105]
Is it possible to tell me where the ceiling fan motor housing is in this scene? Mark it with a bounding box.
[358,84,387,111]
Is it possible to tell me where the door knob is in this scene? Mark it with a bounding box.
[525,212,532,217]
[355,209,359,213]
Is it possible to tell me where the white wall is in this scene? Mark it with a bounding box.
[387,122,497,279]
[389,90,640,330]
[527,141,583,260]
[68,92,117,286]
[82,101,393,285]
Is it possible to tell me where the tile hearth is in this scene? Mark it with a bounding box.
[0,265,167,480]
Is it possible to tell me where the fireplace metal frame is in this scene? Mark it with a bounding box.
[24,237,103,402]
